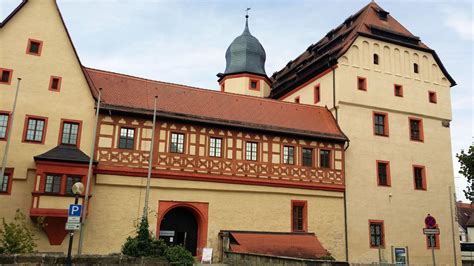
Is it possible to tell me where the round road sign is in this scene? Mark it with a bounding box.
[424,214,437,228]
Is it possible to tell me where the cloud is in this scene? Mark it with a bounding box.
[443,7,474,41]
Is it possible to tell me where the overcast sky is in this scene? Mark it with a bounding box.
[1,0,473,200]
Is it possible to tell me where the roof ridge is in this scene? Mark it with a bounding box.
[84,67,330,112]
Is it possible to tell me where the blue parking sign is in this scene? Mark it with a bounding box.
[68,204,82,217]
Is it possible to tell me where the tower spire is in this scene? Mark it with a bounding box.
[244,8,251,34]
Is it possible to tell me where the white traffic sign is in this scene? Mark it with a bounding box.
[423,228,440,235]
[67,216,80,223]
[66,222,81,231]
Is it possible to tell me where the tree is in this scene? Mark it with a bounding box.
[458,144,474,201]
[0,209,37,254]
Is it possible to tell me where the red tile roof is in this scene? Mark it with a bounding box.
[84,67,346,141]
[226,231,327,259]
[270,1,455,98]
[457,202,474,229]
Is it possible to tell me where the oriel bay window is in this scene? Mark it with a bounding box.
[209,137,222,157]
[302,148,313,167]
[23,116,47,143]
[376,161,390,186]
[170,132,185,153]
[373,112,389,136]
[369,220,385,248]
[44,174,61,194]
[319,149,331,168]
[409,118,424,142]
[0,113,10,139]
[66,176,82,194]
[245,141,258,161]
[60,121,80,146]
[291,200,307,232]
[283,146,295,164]
[119,127,135,149]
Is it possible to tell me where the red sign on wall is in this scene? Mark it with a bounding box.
[424,214,437,229]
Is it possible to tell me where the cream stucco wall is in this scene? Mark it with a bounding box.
[221,76,271,98]
[0,0,96,239]
[282,35,460,265]
[79,175,346,261]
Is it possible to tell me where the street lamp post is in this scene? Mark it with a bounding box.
[66,182,84,266]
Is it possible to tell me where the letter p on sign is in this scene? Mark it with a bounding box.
[68,204,82,217]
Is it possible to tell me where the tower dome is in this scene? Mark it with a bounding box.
[223,16,267,77]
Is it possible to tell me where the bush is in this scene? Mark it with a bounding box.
[0,209,37,254]
[163,245,195,265]
[318,250,335,261]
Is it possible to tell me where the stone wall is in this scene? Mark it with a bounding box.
[0,254,169,265]
[224,252,349,266]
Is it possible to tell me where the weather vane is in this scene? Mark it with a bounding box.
[245,8,251,18]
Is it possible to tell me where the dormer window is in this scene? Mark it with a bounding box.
[373,54,379,65]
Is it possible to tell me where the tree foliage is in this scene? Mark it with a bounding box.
[458,144,474,200]
[0,209,37,254]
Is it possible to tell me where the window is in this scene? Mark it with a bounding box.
[24,116,46,143]
[302,148,313,167]
[283,146,295,164]
[294,97,300,104]
[291,201,307,232]
[245,142,258,161]
[427,230,439,249]
[376,161,390,186]
[66,176,82,195]
[357,77,367,91]
[26,39,43,56]
[44,174,61,194]
[249,80,259,90]
[49,76,62,91]
[319,149,331,168]
[409,118,424,142]
[0,113,10,139]
[429,91,437,103]
[369,221,385,248]
[119,127,135,149]
[413,166,426,190]
[61,121,80,146]
[0,172,11,194]
[373,54,379,65]
[209,137,222,157]
[170,132,185,153]
[314,84,320,104]
[394,84,403,97]
[373,112,389,136]
[0,68,13,85]
[414,63,419,74]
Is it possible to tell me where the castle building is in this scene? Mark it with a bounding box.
[0,0,460,264]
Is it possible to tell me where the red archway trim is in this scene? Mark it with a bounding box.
[156,201,209,259]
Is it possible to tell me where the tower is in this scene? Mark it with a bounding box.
[217,12,271,97]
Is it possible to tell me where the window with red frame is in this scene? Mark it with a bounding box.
[314,85,320,103]
[374,112,388,136]
[302,148,313,167]
[25,117,46,142]
[369,221,385,248]
[427,230,439,248]
[0,69,12,84]
[61,121,80,145]
[27,39,43,56]
[0,172,11,193]
[414,166,426,190]
[283,146,295,164]
[429,91,437,103]
[377,161,390,186]
[357,77,367,91]
[319,149,331,168]
[409,118,423,141]
[119,127,135,149]
[44,174,61,194]
[292,201,307,232]
[66,176,82,195]
[0,113,9,139]
[394,84,403,97]
[49,76,62,91]
[250,80,259,90]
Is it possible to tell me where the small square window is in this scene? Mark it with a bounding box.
[369,221,385,248]
[49,76,62,91]
[26,39,43,56]
[394,84,403,97]
[61,121,80,146]
[0,69,13,85]
[245,142,258,161]
[429,91,437,103]
[45,174,61,194]
[209,137,222,157]
[249,80,259,90]
[294,97,300,104]
[357,77,367,91]
[119,127,135,149]
[170,132,185,153]
[23,116,47,144]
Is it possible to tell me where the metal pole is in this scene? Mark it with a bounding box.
[431,235,436,266]
[449,186,458,266]
[77,88,101,255]
[0,78,21,188]
[143,96,157,219]
[378,243,382,264]
[66,194,79,266]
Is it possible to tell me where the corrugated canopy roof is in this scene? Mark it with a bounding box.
[84,67,347,141]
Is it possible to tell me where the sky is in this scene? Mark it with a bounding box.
[1,0,473,200]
